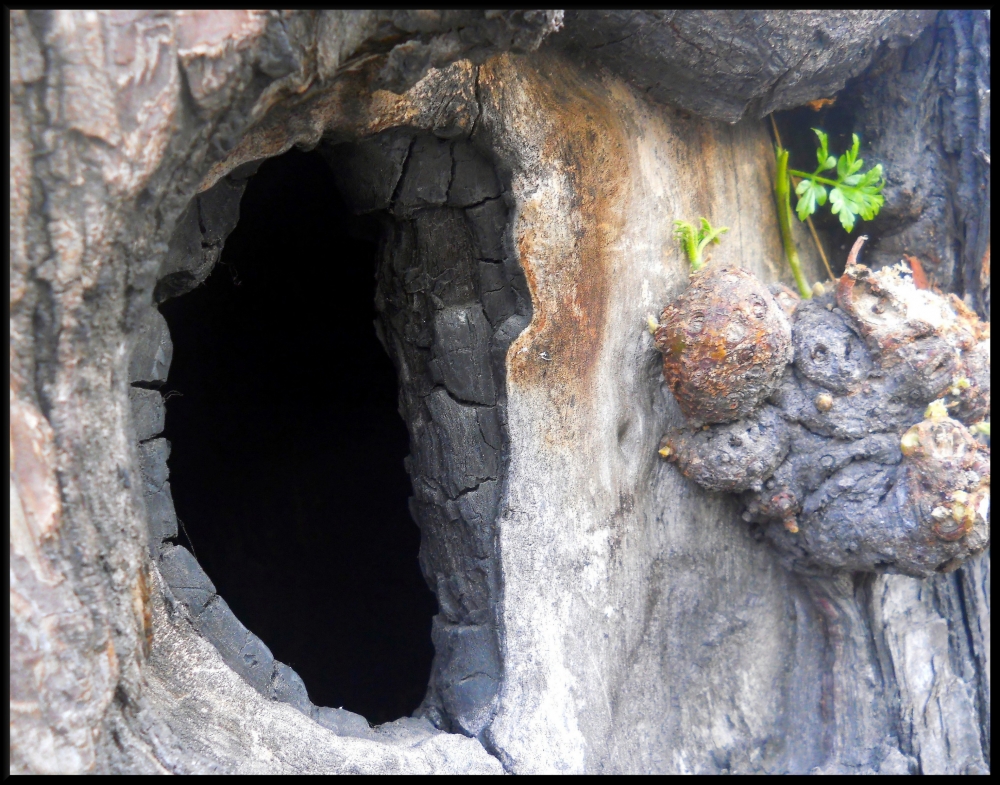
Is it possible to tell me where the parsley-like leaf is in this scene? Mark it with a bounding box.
[794,179,827,221]
[789,131,885,234]
[813,129,836,171]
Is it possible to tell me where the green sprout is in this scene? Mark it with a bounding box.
[674,217,728,272]
[774,128,886,298]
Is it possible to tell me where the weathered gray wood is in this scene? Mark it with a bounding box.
[9,9,989,775]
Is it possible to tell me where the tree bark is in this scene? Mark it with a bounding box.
[9,10,989,774]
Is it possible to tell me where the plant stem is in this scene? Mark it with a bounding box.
[768,114,834,282]
[787,170,846,188]
[687,234,704,272]
[775,148,812,298]
[805,212,836,282]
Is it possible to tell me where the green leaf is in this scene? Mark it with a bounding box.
[674,220,698,266]
[836,151,850,179]
[813,128,830,168]
[829,187,857,232]
[814,183,828,206]
[795,180,814,219]
[796,193,815,221]
[795,179,826,221]
[836,134,864,179]
[858,165,884,188]
[793,129,883,234]
[858,192,884,221]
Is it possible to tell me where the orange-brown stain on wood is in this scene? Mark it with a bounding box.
[133,564,153,659]
[486,55,631,403]
[806,97,837,111]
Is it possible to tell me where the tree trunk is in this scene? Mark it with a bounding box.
[9,10,989,774]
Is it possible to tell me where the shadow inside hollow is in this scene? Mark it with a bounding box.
[160,148,436,725]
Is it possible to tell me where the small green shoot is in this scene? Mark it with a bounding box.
[774,128,886,298]
[674,218,728,272]
[774,148,811,299]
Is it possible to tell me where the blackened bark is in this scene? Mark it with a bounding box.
[326,130,532,737]
[835,11,990,317]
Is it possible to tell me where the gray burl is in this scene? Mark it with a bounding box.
[661,265,989,578]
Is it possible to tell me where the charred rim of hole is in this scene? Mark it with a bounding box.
[143,133,524,733]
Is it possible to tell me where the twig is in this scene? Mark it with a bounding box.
[846,235,867,268]
[805,216,836,282]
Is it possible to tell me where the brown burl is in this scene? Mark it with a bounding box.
[653,266,793,425]
[654,253,990,578]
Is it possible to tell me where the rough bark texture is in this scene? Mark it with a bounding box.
[553,11,936,123]
[321,126,531,738]
[660,265,990,577]
[836,11,991,318]
[9,10,555,774]
[9,9,990,775]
